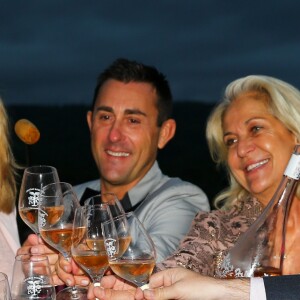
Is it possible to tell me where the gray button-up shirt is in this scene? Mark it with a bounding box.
[74,161,210,262]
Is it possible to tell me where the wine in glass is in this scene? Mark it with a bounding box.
[11,254,55,300]
[102,212,156,288]
[71,204,116,286]
[38,182,86,300]
[18,165,59,235]
[84,192,125,217]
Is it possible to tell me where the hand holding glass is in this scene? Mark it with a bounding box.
[102,212,156,288]
[38,182,86,300]
[18,165,59,235]
[71,204,116,285]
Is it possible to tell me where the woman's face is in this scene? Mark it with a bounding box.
[223,92,297,206]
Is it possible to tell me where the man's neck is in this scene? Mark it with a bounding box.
[100,183,129,201]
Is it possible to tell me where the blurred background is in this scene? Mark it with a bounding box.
[2,0,300,208]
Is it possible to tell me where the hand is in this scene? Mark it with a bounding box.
[18,234,63,285]
[87,275,137,300]
[137,267,250,300]
[55,252,90,287]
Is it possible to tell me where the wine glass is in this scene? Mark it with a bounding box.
[84,192,125,217]
[71,204,116,286]
[11,254,55,300]
[0,272,11,300]
[102,212,156,288]
[38,182,86,300]
[18,165,59,235]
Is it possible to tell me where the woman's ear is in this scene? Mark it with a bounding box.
[158,119,176,149]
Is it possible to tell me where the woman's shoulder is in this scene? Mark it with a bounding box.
[193,197,262,229]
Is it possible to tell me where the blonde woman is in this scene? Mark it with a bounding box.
[0,98,20,283]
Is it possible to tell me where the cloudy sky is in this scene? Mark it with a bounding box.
[1,0,300,105]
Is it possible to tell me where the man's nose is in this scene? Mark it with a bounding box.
[108,121,123,142]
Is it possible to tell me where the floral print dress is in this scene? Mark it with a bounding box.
[157,197,263,277]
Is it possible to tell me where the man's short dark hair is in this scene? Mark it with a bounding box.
[92,58,173,126]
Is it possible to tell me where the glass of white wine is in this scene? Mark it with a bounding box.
[18,165,59,235]
[71,204,116,285]
[11,254,55,300]
[102,212,156,288]
[38,181,87,300]
[84,192,125,217]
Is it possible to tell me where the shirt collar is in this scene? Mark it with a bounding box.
[127,161,165,207]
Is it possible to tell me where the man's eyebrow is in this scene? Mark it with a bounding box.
[124,108,147,117]
[95,106,113,113]
[94,106,147,117]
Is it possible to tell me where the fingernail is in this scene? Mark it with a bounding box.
[144,289,154,299]
[64,266,69,272]
[30,247,38,254]
[81,279,89,286]
[66,279,72,286]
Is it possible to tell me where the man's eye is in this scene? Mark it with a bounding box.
[129,118,140,124]
[99,115,110,120]
[224,138,237,147]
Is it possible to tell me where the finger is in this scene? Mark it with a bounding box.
[73,274,90,287]
[59,255,73,273]
[24,233,39,246]
[44,253,59,266]
[56,259,75,286]
[52,274,65,286]
[88,285,104,299]
[100,275,119,288]
[143,287,176,300]
[16,246,31,255]
[98,288,135,300]
[134,287,144,300]
[148,270,172,289]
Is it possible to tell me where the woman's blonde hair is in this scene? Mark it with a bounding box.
[206,75,300,209]
[0,98,18,213]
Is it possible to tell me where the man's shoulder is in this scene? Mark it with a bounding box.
[147,176,210,211]
[160,176,206,195]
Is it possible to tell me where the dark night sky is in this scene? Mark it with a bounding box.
[1,0,300,105]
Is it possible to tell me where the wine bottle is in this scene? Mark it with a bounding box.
[216,144,300,278]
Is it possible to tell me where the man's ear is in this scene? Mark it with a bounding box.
[158,119,176,149]
[87,111,93,130]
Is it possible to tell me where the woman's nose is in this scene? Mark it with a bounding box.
[237,138,255,157]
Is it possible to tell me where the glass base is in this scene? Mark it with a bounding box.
[56,286,88,300]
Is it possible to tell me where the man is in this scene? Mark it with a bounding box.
[20,58,209,287]
[73,58,209,262]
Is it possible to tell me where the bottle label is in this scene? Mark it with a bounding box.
[284,154,300,179]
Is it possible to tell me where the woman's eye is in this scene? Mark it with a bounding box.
[251,126,262,133]
[225,138,237,147]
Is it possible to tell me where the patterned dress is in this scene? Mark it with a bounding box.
[157,197,263,277]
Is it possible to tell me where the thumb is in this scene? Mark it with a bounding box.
[143,287,176,300]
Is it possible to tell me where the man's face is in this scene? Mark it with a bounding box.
[87,79,168,195]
